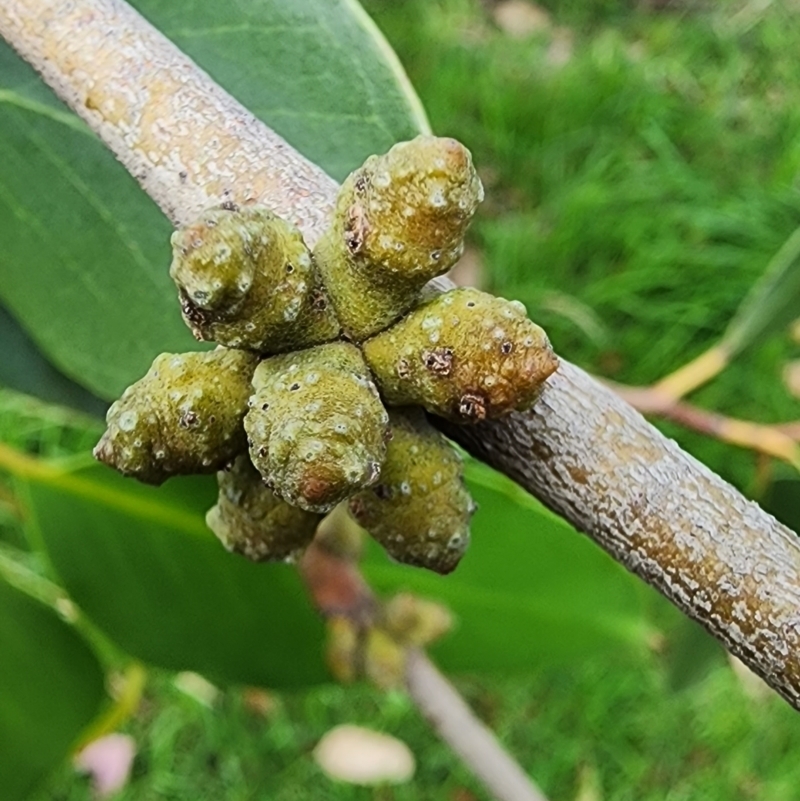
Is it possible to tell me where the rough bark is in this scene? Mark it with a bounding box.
[3,0,800,709]
[0,0,338,241]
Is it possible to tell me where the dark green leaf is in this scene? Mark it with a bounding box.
[17,460,328,688]
[0,0,426,401]
[0,305,107,418]
[131,0,428,184]
[10,445,649,682]
[764,479,800,535]
[0,574,105,801]
[363,462,652,671]
[0,47,191,401]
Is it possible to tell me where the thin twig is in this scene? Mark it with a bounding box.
[407,650,549,801]
[301,532,550,801]
[651,343,731,401]
[609,383,800,468]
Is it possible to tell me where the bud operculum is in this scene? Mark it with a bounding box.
[94,348,258,485]
[206,455,321,562]
[314,136,483,341]
[170,205,339,353]
[362,288,558,423]
[348,408,475,574]
[244,343,389,513]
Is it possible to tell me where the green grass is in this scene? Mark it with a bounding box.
[5,0,800,798]
[32,656,800,801]
[364,0,800,491]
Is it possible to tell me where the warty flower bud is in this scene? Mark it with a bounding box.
[314,136,483,341]
[206,455,322,562]
[244,343,389,513]
[170,205,340,353]
[362,288,558,422]
[94,348,258,484]
[349,409,475,574]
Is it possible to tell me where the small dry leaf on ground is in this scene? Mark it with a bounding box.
[74,734,136,798]
[313,724,416,785]
[492,0,552,37]
[173,671,220,708]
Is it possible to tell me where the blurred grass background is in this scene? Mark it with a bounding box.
[5,0,800,798]
[364,0,800,495]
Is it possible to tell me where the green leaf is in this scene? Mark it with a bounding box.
[132,0,429,184]
[5,443,649,683]
[12,456,328,688]
[0,305,107,418]
[721,226,800,356]
[0,51,193,402]
[0,574,105,801]
[0,0,427,402]
[363,462,652,671]
[764,479,800,535]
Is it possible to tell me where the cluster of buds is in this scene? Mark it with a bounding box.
[94,136,558,575]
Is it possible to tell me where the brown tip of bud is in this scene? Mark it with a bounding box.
[298,471,340,509]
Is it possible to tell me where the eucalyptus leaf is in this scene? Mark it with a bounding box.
[15,460,328,688]
[764,479,800,535]
[0,0,427,402]
[6,444,649,683]
[0,304,107,418]
[0,574,105,801]
[721,226,800,356]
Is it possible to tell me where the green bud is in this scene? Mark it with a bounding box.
[348,409,475,574]
[362,288,558,423]
[206,456,321,562]
[170,205,339,353]
[314,136,483,340]
[382,593,453,647]
[325,616,406,690]
[94,348,258,484]
[244,343,389,513]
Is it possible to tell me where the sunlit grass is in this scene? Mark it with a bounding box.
[365,0,800,490]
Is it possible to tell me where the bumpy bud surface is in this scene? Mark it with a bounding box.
[245,343,389,513]
[362,288,558,423]
[94,348,258,484]
[348,409,474,574]
[314,136,483,340]
[206,456,321,562]
[326,616,406,689]
[170,205,339,353]
[326,592,452,688]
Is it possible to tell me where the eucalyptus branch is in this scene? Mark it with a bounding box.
[3,0,800,712]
